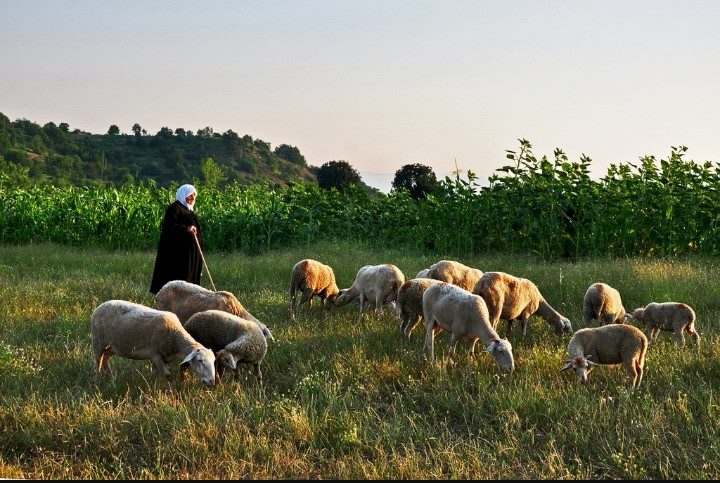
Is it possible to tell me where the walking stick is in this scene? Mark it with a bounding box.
[193,232,217,292]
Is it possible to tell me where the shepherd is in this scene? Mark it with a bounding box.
[150,184,204,295]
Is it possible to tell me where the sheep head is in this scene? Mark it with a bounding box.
[181,347,216,387]
[630,308,646,324]
[554,317,573,336]
[560,355,597,384]
[485,338,515,374]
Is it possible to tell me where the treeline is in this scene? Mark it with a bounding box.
[2,140,719,259]
[0,112,316,187]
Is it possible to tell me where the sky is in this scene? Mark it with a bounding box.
[1,0,719,192]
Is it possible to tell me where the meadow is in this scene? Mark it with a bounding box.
[1,242,718,479]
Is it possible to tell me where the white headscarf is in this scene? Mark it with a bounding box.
[176,184,197,211]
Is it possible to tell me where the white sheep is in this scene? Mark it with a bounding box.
[426,259,483,292]
[415,268,431,278]
[289,259,340,320]
[583,282,630,325]
[184,310,268,384]
[334,264,406,323]
[630,302,700,347]
[422,282,514,373]
[395,278,444,340]
[560,324,648,390]
[155,280,275,342]
[476,271,573,337]
[90,300,216,386]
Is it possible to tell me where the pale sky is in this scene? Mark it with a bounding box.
[2,1,719,192]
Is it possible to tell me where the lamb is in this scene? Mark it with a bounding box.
[560,324,648,390]
[289,259,340,320]
[155,280,275,342]
[426,260,483,292]
[583,282,630,325]
[629,302,700,347]
[476,271,573,337]
[395,278,444,340]
[184,310,268,384]
[422,282,514,373]
[90,300,216,386]
[334,264,406,323]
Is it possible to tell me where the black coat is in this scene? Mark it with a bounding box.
[149,200,204,294]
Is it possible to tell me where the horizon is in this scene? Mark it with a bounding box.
[2,1,719,192]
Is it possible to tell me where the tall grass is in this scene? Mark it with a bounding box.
[0,243,718,479]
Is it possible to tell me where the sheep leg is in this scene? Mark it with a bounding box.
[403,315,421,340]
[296,289,313,321]
[423,321,438,361]
[289,289,297,320]
[447,333,461,359]
[94,345,114,374]
[673,327,686,346]
[357,296,366,324]
[151,355,171,378]
[253,363,263,385]
[634,359,644,388]
[375,295,384,317]
[623,360,639,390]
[520,317,530,337]
[505,319,513,338]
[490,293,504,330]
[686,324,700,347]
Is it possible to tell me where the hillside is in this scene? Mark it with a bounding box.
[0,113,317,188]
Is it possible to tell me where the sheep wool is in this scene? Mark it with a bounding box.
[91,299,216,386]
[289,259,340,320]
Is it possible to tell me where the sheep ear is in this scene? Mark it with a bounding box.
[485,340,498,353]
[560,362,573,371]
[225,354,237,370]
[181,351,196,367]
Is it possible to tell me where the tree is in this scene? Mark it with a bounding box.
[391,163,438,199]
[107,125,120,135]
[156,127,173,139]
[200,156,224,189]
[316,160,361,190]
[132,123,142,136]
[274,144,306,166]
[174,128,186,136]
[59,122,69,133]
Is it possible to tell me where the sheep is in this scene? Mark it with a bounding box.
[583,282,630,325]
[90,300,216,386]
[289,259,340,321]
[476,271,573,337]
[155,280,275,342]
[334,264,406,323]
[629,302,700,347]
[184,310,268,384]
[416,268,431,278]
[560,324,648,390]
[422,282,514,373]
[426,259,483,292]
[395,278,444,340]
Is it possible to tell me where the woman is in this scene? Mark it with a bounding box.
[150,184,204,294]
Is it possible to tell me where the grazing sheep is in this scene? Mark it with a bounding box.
[90,300,216,386]
[334,264,406,323]
[426,260,483,292]
[184,310,268,384]
[289,259,340,320]
[583,282,630,325]
[476,271,573,337]
[155,280,275,342]
[560,324,648,390]
[422,282,514,373]
[630,302,700,347]
[396,278,444,340]
[416,268,431,278]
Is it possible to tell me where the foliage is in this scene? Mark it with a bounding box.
[316,160,361,190]
[391,163,438,199]
[107,125,120,136]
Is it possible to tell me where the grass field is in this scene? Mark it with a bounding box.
[0,242,718,479]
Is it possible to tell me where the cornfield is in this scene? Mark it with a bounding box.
[2,143,719,259]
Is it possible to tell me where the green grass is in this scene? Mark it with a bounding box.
[1,242,718,479]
